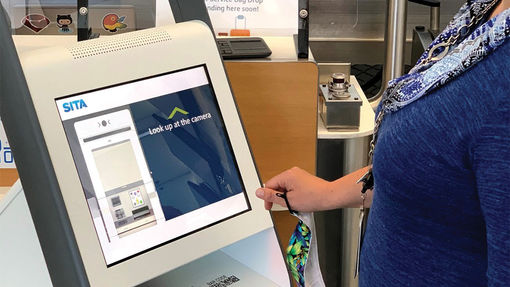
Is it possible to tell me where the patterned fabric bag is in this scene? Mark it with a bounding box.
[286,212,325,287]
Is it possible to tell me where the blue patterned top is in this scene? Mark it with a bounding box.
[360,14,510,287]
[379,0,509,114]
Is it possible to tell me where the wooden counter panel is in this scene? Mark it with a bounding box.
[0,168,18,200]
[225,61,318,182]
[0,168,18,186]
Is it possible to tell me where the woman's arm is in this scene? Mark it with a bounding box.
[255,166,373,212]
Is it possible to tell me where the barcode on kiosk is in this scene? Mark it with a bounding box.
[206,275,240,287]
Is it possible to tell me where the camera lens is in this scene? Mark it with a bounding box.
[331,73,345,84]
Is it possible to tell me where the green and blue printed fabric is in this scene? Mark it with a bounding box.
[286,220,311,287]
[285,212,325,287]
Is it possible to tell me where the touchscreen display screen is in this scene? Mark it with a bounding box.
[55,65,250,266]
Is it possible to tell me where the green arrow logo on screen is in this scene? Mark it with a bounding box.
[167,107,189,119]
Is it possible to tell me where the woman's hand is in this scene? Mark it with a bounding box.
[255,167,331,212]
[255,166,373,212]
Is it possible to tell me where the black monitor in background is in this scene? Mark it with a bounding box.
[297,0,309,58]
[167,0,214,33]
[77,0,91,41]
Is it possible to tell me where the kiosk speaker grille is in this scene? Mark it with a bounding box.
[69,30,172,59]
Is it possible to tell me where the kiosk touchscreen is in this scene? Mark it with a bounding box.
[0,14,290,287]
[57,65,251,266]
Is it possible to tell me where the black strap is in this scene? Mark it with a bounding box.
[360,169,374,194]
[276,191,297,215]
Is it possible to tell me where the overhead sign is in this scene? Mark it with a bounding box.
[204,0,298,36]
[0,120,15,168]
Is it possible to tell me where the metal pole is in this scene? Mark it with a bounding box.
[430,6,441,34]
[371,0,408,109]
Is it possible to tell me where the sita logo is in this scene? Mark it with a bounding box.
[63,99,88,112]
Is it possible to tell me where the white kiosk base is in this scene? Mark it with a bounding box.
[0,181,290,286]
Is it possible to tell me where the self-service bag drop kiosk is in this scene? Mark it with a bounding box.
[0,7,291,286]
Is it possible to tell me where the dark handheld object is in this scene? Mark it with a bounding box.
[359,169,374,194]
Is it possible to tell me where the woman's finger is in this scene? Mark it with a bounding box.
[264,200,273,210]
[255,187,286,208]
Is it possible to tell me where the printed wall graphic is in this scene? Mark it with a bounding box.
[204,0,297,36]
[102,13,127,32]
[22,13,50,33]
[56,14,73,33]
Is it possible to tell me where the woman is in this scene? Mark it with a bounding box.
[256,0,510,285]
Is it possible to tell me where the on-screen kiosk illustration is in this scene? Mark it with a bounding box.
[0,8,291,286]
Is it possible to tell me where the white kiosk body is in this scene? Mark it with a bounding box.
[0,17,290,287]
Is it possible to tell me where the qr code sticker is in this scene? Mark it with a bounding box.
[206,275,240,287]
